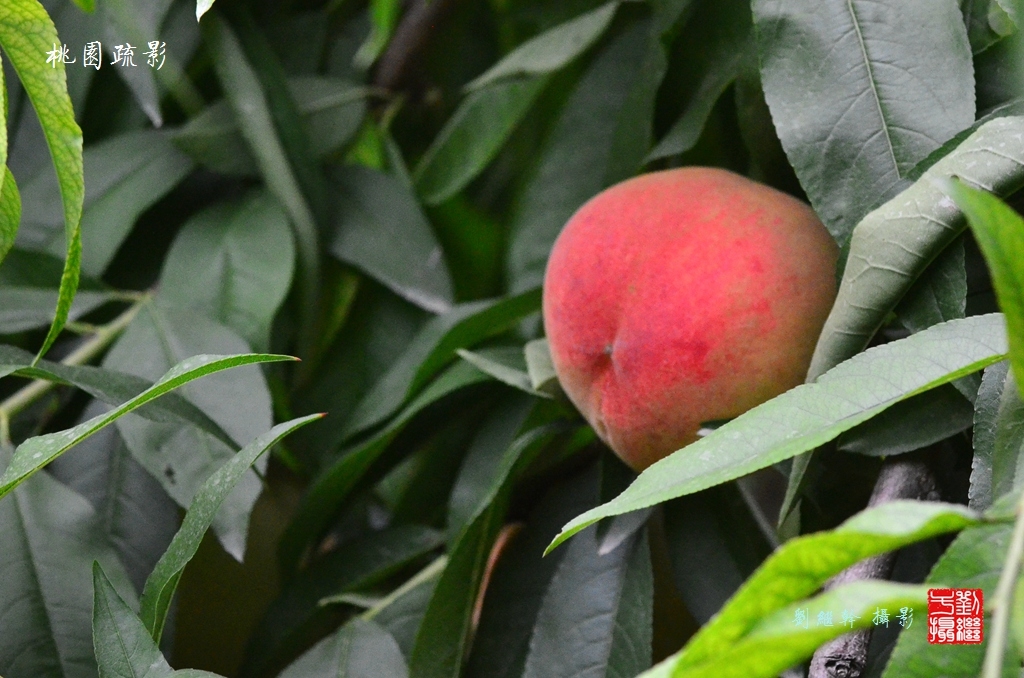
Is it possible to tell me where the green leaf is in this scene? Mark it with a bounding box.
[753,0,975,246]
[410,428,588,678]
[341,289,540,440]
[836,384,975,457]
[807,116,1024,381]
[639,501,976,675]
[173,77,367,173]
[0,0,85,360]
[0,351,292,498]
[160,191,295,351]
[550,315,1006,550]
[0,167,20,267]
[506,11,657,291]
[643,581,927,678]
[104,301,276,558]
[279,618,408,678]
[663,485,774,624]
[0,455,137,678]
[92,563,173,678]
[647,0,752,161]
[945,180,1024,395]
[466,1,620,90]
[242,525,443,678]
[606,528,654,678]
[973,361,1012,510]
[204,13,320,349]
[523,338,560,396]
[456,347,549,399]
[280,360,492,579]
[18,129,194,277]
[894,235,967,335]
[353,0,402,70]
[51,400,180,594]
[140,414,322,644]
[330,165,454,314]
[882,523,1014,677]
[519,523,644,678]
[414,77,548,205]
[976,366,1024,506]
[964,0,1019,53]
[0,286,112,333]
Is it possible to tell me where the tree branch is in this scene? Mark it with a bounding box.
[808,454,940,678]
[373,0,463,92]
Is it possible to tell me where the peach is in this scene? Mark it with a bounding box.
[542,167,838,471]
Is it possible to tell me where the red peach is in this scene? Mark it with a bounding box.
[542,167,838,471]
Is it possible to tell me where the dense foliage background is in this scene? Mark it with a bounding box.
[1,0,1024,677]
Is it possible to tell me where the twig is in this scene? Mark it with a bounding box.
[372,0,463,92]
[0,296,147,447]
[808,454,939,678]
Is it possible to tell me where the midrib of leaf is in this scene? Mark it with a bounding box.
[846,0,899,175]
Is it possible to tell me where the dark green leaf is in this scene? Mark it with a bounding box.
[242,525,443,678]
[140,415,322,644]
[0,452,137,678]
[753,0,974,245]
[0,0,85,359]
[92,563,173,678]
[551,315,1006,549]
[455,347,547,399]
[647,0,751,161]
[946,180,1024,394]
[0,350,292,499]
[964,0,1019,54]
[466,2,619,90]
[342,289,540,440]
[160,191,295,351]
[606,528,653,678]
[807,116,1024,381]
[0,287,113,333]
[836,384,975,456]
[18,129,194,277]
[414,77,548,205]
[330,165,454,314]
[506,12,656,291]
[278,618,408,678]
[0,167,20,268]
[972,361,1012,510]
[894,235,967,335]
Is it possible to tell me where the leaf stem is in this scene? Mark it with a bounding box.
[362,555,447,620]
[981,489,1024,678]
[0,295,146,446]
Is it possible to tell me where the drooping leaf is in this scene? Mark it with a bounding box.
[466,2,620,90]
[159,191,295,351]
[0,167,21,267]
[0,0,85,359]
[330,165,454,314]
[278,618,408,678]
[341,289,540,440]
[414,77,549,205]
[0,351,291,499]
[945,180,1024,393]
[753,0,974,246]
[92,563,174,678]
[523,338,560,396]
[140,415,322,644]
[647,0,752,161]
[638,501,976,676]
[0,453,137,678]
[807,116,1024,381]
[18,129,194,277]
[456,348,549,399]
[550,315,1006,549]
[506,10,658,291]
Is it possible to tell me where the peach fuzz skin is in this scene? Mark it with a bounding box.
[542,167,838,471]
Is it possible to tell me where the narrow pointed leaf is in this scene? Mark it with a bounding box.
[0,168,20,267]
[551,315,1006,550]
[92,563,173,678]
[140,415,321,644]
[0,352,294,498]
[279,618,408,678]
[0,0,85,359]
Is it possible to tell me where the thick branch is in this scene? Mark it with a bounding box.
[808,454,940,678]
[373,0,462,92]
